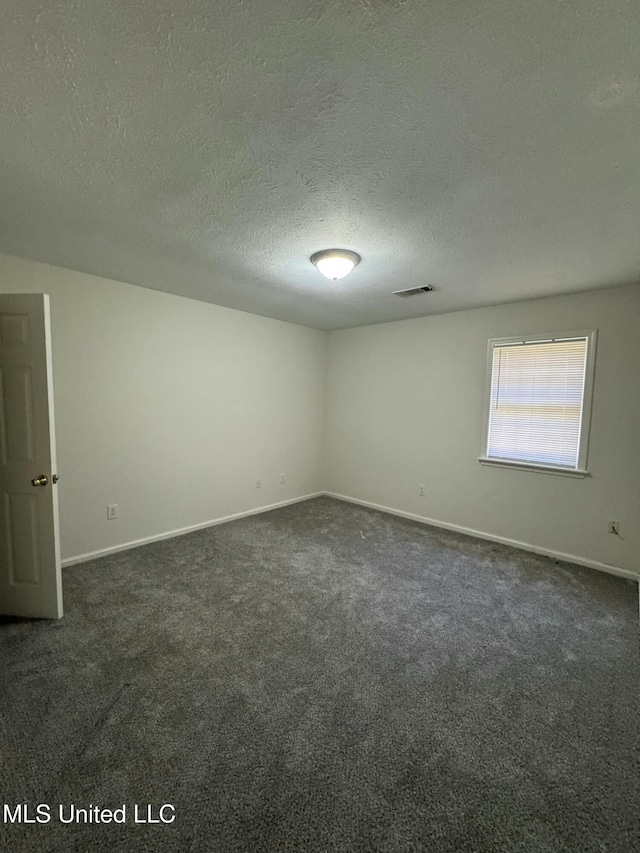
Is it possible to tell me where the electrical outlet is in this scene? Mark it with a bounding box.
[107,504,119,520]
[608,520,620,535]
[280,473,286,484]
[418,484,425,497]
[256,478,262,489]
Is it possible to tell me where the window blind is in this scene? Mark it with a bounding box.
[486,337,589,469]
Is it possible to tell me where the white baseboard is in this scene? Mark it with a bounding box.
[63,489,639,585]
[62,492,324,568]
[325,491,639,583]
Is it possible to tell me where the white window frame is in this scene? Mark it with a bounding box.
[479,330,597,477]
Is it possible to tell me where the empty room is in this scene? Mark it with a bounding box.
[1,1,638,851]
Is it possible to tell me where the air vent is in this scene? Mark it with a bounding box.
[392,285,434,297]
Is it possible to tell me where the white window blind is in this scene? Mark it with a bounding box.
[486,336,589,469]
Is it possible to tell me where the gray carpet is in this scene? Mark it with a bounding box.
[1,496,638,852]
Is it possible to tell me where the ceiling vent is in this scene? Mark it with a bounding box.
[392,285,434,297]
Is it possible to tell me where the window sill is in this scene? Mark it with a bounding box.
[478,457,590,478]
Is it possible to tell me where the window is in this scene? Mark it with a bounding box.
[480,331,596,475]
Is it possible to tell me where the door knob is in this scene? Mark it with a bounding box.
[31,474,49,487]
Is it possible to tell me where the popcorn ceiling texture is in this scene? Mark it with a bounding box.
[0,0,639,329]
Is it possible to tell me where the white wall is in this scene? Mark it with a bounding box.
[0,253,326,563]
[2,250,637,578]
[325,285,640,577]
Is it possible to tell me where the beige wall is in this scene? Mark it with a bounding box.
[325,285,640,577]
[2,250,637,578]
[0,253,326,563]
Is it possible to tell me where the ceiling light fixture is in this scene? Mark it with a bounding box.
[310,248,361,280]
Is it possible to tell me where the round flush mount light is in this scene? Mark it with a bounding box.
[310,248,361,280]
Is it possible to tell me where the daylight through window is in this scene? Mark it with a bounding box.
[483,333,596,472]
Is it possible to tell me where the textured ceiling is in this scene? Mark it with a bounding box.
[1,0,639,330]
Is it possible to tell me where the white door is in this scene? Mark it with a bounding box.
[0,293,62,619]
